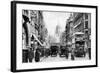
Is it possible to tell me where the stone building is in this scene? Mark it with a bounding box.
[65,13,91,49]
[22,10,47,49]
[65,13,73,47]
[72,13,91,49]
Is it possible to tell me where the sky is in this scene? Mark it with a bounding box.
[43,11,71,37]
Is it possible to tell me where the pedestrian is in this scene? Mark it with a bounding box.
[35,49,40,62]
[71,48,75,60]
[88,48,91,59]
[28,48,34,63]
[65,48,69,59]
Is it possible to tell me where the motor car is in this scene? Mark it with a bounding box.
[50,46,58,57]
[37,47,45,57]
[45,48,51,57]
[59,46,69,58]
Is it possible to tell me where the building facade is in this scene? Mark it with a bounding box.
[72,13,91,49]
[22,10,47,49]
[65,14,73,47]
[65,13,91,50]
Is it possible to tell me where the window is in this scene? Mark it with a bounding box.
[85,14,88,19]
[85,21,88,29]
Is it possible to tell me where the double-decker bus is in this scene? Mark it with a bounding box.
[72,32,86,57]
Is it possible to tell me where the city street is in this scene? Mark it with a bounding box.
[22,10,91,64]
[39,53,89,62]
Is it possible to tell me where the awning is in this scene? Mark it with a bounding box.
[73,32,84,35]
[32,34,44,46]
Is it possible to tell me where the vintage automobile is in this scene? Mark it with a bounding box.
[38,47,45,57]
[50,46,58,57]
[45,48,51,57]
[59,46,69,59]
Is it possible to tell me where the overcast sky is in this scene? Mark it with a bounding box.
[43,11,71,37]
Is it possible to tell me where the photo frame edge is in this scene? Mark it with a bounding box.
[11,1,98,72]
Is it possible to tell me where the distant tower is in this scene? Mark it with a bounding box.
[55,20,61,43]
